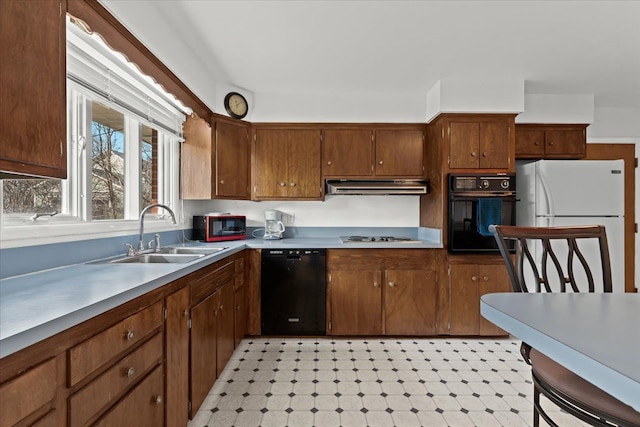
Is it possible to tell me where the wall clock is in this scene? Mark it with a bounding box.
[224,92,248,119]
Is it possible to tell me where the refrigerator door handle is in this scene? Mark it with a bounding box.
[537,163,554,217]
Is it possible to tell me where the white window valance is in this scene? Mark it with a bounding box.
[66,18,189,139]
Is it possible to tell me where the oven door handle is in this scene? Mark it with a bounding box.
[450,193,517,200]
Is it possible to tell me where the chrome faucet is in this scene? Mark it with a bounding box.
[138,204,177,252]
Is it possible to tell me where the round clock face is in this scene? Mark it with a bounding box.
[224,92,248,119]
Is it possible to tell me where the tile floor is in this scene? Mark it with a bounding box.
[188,337,589,427]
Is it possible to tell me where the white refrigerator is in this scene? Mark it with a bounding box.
[516,159,626,293]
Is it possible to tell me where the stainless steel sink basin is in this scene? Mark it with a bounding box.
[154,247,227,255]
[110,253,205,264]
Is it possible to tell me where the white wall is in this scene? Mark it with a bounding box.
[184,196,421,228]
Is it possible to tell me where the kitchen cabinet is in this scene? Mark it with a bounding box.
[515,124,587,159]
[181,114,213,199]
[322,127,425,178]
[327,249,440,336]
[253,128,322,199]
[448,257,510,336]
[215,119,250,199]
[233,256,247,348]
[216,281,235,377]
[165,287,190,427]
[0,0,67,178]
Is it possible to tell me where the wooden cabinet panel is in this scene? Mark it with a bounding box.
[216,281,235,378]
[181,115,213,199]
[323,129,373,176]
[190,292,218,418]
[94,366,164,427]
[515,124,587,159]
[68,302,163,387]
[69,333,162,427]
[0,358,57,426]
[0,0,66,178]
[253,129,289,198]
[374,129,424,177]
[384,269,437,335]
[215,120,250,198]
[330,270,382,335]
[191,262,234,305]
[30,409,58,427]
[479,122,510,169]
[449,122,480,169]
[234,281,246,349]
[287,129,322,198]
[477,265,511,336]
[449,264,480,335]
[165,287,190,427]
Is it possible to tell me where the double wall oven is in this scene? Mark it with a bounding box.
[447,174,516,253]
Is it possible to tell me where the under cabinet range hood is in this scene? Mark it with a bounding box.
[325,179,429,195]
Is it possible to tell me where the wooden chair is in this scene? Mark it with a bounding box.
[490,225,640,427]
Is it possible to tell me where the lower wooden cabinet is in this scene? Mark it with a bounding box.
[327,249,441,336]
[216,281,235,378]
[165,287,190,427]
[449,257,511,336]
[190,290,219,418]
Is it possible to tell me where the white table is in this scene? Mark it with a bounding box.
[480,293,640,411]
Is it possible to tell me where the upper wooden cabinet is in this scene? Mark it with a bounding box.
[429,114,516,173]
[214,119,250,199]
[515,124,587,159]
[0,0,67,178]
[252,127,322,200]
[181,114,213,200]
[322,126,425,178]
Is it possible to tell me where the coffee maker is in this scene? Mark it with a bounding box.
[264,210,285,240]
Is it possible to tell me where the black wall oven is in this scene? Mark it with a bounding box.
[448,174,516,253]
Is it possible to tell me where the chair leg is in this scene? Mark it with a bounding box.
[533,386,540,427]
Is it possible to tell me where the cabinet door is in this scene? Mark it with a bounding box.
[449,122,480,169]
[374,129,424,177]
[477,264,510,336]
[165,287,190,427]
[94,366,164,427]
[181,115,213,199]
[515,128,545,157]
[479,122,510,169]
[217,281,235,378]
[253,129,289,198]
[216,121,249,198]
[323,129,373,177]
[234,284,246,349]
[449,264,480,335]
[544,129,585,157]
[190,292,218,417]
[0,0,66,179]
[384,269,436,335]
[330,270,382,335]
[287,129,322,198]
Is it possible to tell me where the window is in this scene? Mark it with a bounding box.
[1,17,188,234]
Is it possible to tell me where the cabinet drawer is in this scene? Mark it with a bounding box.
[69,333,163,427]
[0,358,57,426]
[94,365,164,427]
[191,262,234,305]
[68,302,163,387]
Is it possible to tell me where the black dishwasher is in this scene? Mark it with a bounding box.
[261,249,326,335]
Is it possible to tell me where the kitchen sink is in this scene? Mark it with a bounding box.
[110,253,205,264]
[154,247,227,255]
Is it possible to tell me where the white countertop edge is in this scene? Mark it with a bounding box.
[481,294,640,412]
[1,239,442,358]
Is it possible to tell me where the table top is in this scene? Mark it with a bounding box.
[480,293,640,412]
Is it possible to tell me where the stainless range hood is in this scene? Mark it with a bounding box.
[326,179,429,195]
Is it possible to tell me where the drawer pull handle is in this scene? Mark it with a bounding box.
[378,160,384,165]
[483,276,489,282]
[388,282,396,288]
[154,395,163,405]
[471,276,478,282]
[290,182,296,187]
[126,367,136,378]
[279,182,286,187]
[373,282,379,288]
[327,160,332,165]
[471,151,477,157]
[125,330,135,341]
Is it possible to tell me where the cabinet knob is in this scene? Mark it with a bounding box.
[220,179,225,184]
[470,151,477,157]
[279,182,286,187]
[327,160,332,165]
[373,282,379,288]
[482,152,488,157]
[534,141,541,146]
[290,182,296,187]
[154,395,163,405]
[548,141,555,146]
[378,160,384,165]
[471,276,478,282]
[183,310,189,317]
[388,282,396,288]
[125,330,135,341]
[483,276,489,282]
[126,367,136,378]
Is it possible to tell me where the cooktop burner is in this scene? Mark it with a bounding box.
[340,236,420,243]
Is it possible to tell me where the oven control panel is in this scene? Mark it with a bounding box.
[449,174,515,192]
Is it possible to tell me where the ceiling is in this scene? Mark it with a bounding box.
[100,1,640,111]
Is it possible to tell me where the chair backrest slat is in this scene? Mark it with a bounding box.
[490,225,613,294]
